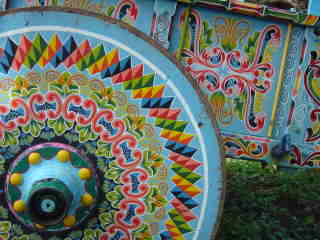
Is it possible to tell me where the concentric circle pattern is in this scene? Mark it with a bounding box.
[0,10,224,240]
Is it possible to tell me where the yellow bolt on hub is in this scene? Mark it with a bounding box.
[78,168,91,180]
[13,200,26,213]
[10,173,23,186]
[35,224,45,230]
[57,150,70,163]
[63,215,76,227]
[28,152,41,165]
[81,193,94,207]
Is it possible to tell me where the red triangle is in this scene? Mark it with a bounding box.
[79,40,91,56]
[169,152,179,161]
[132,64,143,78]
[185,160,202,171]
[121,68,132,82]
[14,49,25,63]
[112,72,123,84]
[20,35,32,53]
[64,57,73,68]
[168,231,180,238]
[171,198,196,221]
[167,109,181,120]
[74,50,83,63]
[12,60,22,71]
[156,109,167,118]
[149,109,159,118]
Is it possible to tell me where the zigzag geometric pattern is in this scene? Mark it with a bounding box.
[0,34,203,239]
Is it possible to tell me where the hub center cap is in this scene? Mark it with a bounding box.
[41,199,56,213]
[5,143,99,232]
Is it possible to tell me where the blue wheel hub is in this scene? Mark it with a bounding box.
[5,143,99,232]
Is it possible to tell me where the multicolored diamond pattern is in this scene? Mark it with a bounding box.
[0,33,203,239]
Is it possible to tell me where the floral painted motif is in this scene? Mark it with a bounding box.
[178,9,282,133]
[0,32,202,240]
[106,0,139,25]
[304,44,320,143]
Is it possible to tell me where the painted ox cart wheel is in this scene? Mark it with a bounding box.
[0,8,224,240]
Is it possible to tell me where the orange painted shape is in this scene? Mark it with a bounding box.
[169,152,202,171]
[171,198,197,222]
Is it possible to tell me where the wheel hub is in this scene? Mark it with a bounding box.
[5,143,99,232]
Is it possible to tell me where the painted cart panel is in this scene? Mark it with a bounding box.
[270,26,320,168]
[170,4,290,139]
[0,9,224,240]
[5,0,320,169]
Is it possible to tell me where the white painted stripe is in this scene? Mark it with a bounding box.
[166,81,209,240]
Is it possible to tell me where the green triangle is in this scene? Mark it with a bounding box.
[76,60,87,71]
[93,45,105,59]
[86,54,96,68]
[131,77,143,89]
[169,209,185,223]
[186,172,201,184]
[168,209,179,218]
[172,163,193,178]
[172,163,183,172]
[32,34,47,52]
[172,214,187,226]
[170,208,179,214]
[23,57,32,69]
[164,120,176,130]
[123,79,134,90]
[123,74,155,90]
[155,118,165,128]
[173,121,188,132]
[24,55,36,69]
[140,74,154,88]
[177,223,193,234]
[24,46,42,68]
[84,45,105,69]
[28,47,37,59]
[33,47,42,61]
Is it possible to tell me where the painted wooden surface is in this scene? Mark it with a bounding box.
[7,0,156,35]
[308,0,320,17]
[170,4,289,138]
[2,0,320,238]
[4,0,320,167]
[0,8,224,240]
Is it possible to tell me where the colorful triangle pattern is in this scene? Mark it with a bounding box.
[169,152,202,171]
[171,163,201,184]
[160,129,193,145]
[149,108,181,121]
[0,35,125,75]
[0,34,203,239]
[165,219,185,240]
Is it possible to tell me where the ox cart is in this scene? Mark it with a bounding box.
[0,0,318,239]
